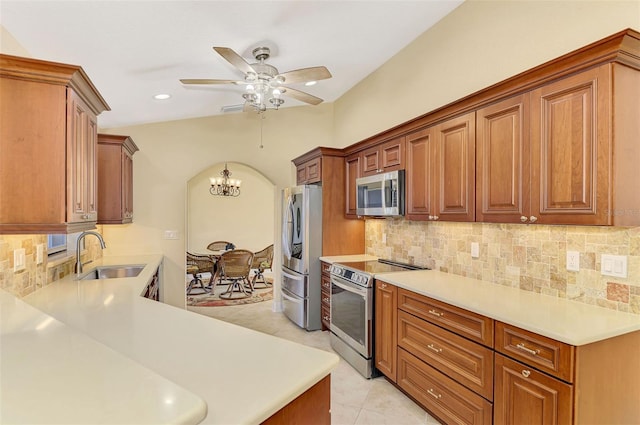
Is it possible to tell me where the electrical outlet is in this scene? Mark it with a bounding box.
[566,251,580,271]
[36,243,44,265]
[14,248,26,272]
[163,230,179,240]
[601,254,627,278]
[471,242,480,258]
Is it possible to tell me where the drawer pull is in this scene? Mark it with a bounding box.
[322,297,330,303]
[427,344,443,353]
[379,283,387,289]
[427,389,442,399]
[516,343,540,356]
[428,309,444,317]
[521,369,531,378]
[322,282,330,288]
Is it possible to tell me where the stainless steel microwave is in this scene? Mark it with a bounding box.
[356,170,405,216]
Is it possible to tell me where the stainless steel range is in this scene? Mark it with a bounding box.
[329,259,427,378]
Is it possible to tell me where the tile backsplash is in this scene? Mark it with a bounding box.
[0,231,104,298]
[366,220,640,314]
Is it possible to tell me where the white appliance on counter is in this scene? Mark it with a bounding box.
[281,185,323,331]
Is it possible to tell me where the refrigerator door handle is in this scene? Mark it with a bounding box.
[282,194,294,260]
[282,269,304,281]
[281,289,303,303]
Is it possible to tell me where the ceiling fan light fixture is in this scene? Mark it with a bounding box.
[304,81,317,86]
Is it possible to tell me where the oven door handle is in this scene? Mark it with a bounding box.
[331,276,368,296]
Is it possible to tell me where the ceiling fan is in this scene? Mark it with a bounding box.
[180,46,332,113]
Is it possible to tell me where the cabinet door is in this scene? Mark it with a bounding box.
[345,153,360,217]
[122,149,134,221]
[530,65,611,225]
[406,127,434,220]
[296,166,308,185]
[375,280,397,381]
[361,145,381,176]
[434,112,476,222]
[494,354,572,425]
[67,90,97,224]
[380,136,405,171]
[476,94,529,223]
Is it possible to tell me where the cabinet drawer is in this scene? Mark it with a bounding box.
[398,311,494,401]
[321,262,331,275]
[398,348,493,425]
[321,287,330,307]
[321,304,330,329]
[494,353,573,425]
[495,322,575,383]
[398,289,494,347]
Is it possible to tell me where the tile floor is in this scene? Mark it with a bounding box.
[188,299,440,424]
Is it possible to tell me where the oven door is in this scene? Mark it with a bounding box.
[330,274,372,358]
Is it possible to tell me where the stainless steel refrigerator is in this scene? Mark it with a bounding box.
[281,185,322,331]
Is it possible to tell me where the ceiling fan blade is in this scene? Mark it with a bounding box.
[180,79,240,85]
[213,47,256,75]
[278,66,332,84]
[280,86,323,105]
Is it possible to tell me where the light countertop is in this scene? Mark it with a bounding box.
[377,269,640,346]
[13,254,338,425]
[319,254,378,263]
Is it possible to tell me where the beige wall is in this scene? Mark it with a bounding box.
[188,162,275,253]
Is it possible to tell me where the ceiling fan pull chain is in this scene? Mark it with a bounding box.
[259,113,265,149]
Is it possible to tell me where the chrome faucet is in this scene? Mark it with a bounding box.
[75,231,106,274]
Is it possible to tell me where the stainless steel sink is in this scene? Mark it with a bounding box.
[80,265,145,280]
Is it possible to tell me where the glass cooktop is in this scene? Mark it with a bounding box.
[336,259,427,274]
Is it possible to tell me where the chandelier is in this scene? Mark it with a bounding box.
[209,163,241,197]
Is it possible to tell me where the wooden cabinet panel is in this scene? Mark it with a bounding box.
[398,288,494,347]
[361,136,405,177]
[494,354,572,425]
[320,262,331,331]
[261,375,331,425]
[398,348,493,425]
[296,157,322,185]
[344,153,360,217]
[97,134,138,224]
[406,128,434,219]
[530,65,611,225]
[435,112,476,222]
[374,280,397,381]
[398,310,494,400]
[476,94,529,223]
[495,322,574,383]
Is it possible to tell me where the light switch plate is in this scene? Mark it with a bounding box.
[14,248,26,272]
[471,242,480,258]
[36,243,44,265]
[566,251,580,271]
[163,230,179,240]
[601,254,627,278]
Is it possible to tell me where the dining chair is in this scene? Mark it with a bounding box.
[218,249,254,300]
[207,241,235,251]
[186,252,215,295]
[250,244,274,289]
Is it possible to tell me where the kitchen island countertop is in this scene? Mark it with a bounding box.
[12,254,338,424]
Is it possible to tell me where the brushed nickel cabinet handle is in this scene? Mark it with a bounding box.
[520,216,528,223]
[322,297,330,303]
[516,343,540,356]
[379,283,387,289]
[529,215,538,223]
[427,389,442,399]
[521,369,531,378]
[427,344,443,353]
[428,309,444,317]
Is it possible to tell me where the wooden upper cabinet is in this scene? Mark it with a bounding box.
[344,153,360,217]
[530,65,611,225]
[296,156,322,185]
[476,94,530,223]
[97,134,139,224]
[361,136,405,177]
[0,54,109,234]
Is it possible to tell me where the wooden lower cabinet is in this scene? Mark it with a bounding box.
[375,280,397,380]
[494,354,572,425]
[261,375,330,425]
[398,348,493,425]
[320,261,331,331]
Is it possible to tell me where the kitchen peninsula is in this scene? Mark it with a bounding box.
[5,254,338,424]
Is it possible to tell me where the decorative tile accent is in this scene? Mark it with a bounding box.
[365,220,640,314]
[0,231,104,298]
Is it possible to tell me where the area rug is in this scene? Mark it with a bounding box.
[187,276,273,307]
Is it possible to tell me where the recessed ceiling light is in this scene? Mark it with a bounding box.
[154,93,171,100]
[304,81,317,87]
